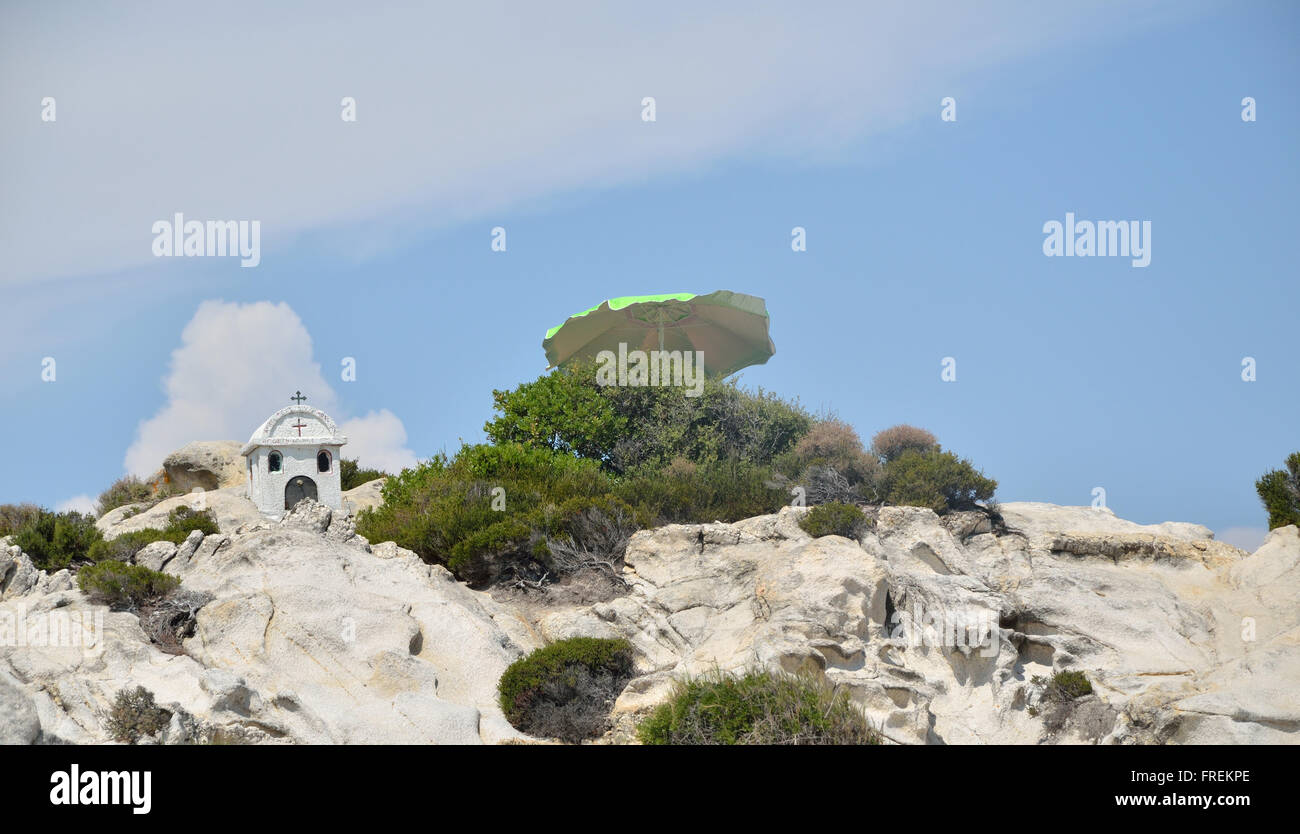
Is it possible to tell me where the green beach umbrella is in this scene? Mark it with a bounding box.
[542,290,775,377]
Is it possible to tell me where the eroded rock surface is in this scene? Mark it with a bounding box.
[2,497,1296,745]
[2,500,538,744]
[540,504,1299,745]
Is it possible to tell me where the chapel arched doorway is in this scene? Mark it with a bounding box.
[285,476,318,510]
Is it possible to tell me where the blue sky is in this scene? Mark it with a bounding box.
[1,1,1296,549]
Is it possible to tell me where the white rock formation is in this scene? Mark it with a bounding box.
[2,500,539,744]
[2,497,1296,745]
[539,505,1300,745]
[96,486,267,539]
[342,477,387,516]
[161,440,248,493]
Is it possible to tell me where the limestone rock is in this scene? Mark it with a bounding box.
[135,540,179,572]
[541,505,1299,745]
[1,553,41,600]
[0,503,540,745]
[0,669,41,744]
[2,496,1294,745]
[162,441,247,492]
[97,486,265,540]
[342,477,387,515]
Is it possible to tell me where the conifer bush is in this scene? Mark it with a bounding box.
[10,510,102,571]
[77,561,179,608]
[1256,452,1300,530]
[879,448,996,515]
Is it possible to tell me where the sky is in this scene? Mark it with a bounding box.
[1,1,1296,551]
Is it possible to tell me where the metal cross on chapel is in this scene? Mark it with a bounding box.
[290,391,308,404]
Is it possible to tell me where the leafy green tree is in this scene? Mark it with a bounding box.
[484,363,627,462]
[485,363,811,473]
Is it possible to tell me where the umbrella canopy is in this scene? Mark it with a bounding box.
[542,290,775,377]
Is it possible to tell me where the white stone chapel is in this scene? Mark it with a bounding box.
[241,392,348,518]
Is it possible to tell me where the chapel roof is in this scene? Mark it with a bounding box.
[240,404,348,455]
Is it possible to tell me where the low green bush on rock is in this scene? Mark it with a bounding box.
[104,686,172,744]
[638,668,881,745]
[86,505,218,563]
[799,501,870,539]
[95,475,154,516]
[1044,669,1092,700]
[879,448,997,515]
[357,443,614,584]
[498,637,635,743]
[77,561,179,608]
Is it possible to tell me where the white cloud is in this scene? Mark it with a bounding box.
[340,410,418,474]
[1217,526,1269,553]
[56,494,96,514]
[124,300,413,477]
[0,1,1203,287]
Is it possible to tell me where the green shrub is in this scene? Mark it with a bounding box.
[879,448,996,514]
[603,378,812,472]
[799,502,869,539]
[357,443,613,583]
[162,505,219,538]
[1256,452,1300,530]
[616,458,787,525]
[1031,670,1095,735]
[87,529,170,563]
[0,503,44,537]
[485,364,812,473]
[77,561,179,608]
[786,419,879,485]
[498,637,635,742]
[1045,670,1092,700]
[104,686,172,744]
[10,510,103,571]
[541,495,648,576]
[85,505,217,563]
[871,424,939,463]
[340,458,388,491]
[484,361,629,462]
[638,669,880,745]
[95,475,155,516]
